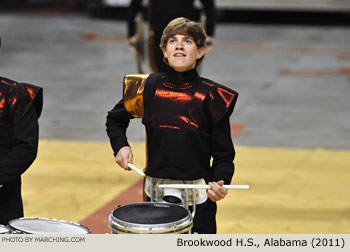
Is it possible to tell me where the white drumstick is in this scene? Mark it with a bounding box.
[158,184,250,190]
[127,163,145,177]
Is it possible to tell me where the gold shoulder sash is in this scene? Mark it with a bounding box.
[123,74,150,118]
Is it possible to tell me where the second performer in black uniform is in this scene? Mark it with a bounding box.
[0,78,43,225]
[0,36,43,225]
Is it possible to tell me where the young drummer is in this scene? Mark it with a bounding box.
[106,17,238,233]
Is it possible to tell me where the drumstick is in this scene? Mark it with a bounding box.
[158,184,250,190]
[127,163,145,177]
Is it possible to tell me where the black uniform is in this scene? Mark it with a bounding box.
[0,77,43,225]
[128,0,216,73]
[106,67,238,233]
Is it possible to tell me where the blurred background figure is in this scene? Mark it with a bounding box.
[127,0,216,73]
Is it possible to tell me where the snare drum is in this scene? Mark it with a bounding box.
[8,217,90,234]
[109,202,192,234]
[0,225,11,234]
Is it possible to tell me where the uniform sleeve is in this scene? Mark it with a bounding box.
[210,114,235,184]
[106,99,133,156]
[0,106,39,184]
[205,82,238,184]
[200,0,216,37]
[106,74,149,156]
[206,83,238,126]
[9,83,43,124]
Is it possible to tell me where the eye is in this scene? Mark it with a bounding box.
[185,39,192,44]
[168,39,176,44]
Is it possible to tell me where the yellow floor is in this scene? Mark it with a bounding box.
[22,140,350,233]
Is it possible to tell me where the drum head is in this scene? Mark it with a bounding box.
[113,202,189,224]
[8,218,90,234]
[109,202,192,233]
[0,225,10,234]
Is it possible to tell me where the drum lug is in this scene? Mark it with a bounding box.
[114,204,122,209]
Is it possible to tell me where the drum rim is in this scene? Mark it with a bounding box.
[8,217,91,234]
[0,224,11,234]
[109,213,193,233]
[109,202,193,233]
[111,201,190,216]
[109,222,193,234]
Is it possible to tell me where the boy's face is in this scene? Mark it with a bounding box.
[162,34,206,72]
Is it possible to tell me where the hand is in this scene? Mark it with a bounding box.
[115,146,133,170]
[207,180,228,202]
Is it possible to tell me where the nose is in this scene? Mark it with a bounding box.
[175,40,184,50]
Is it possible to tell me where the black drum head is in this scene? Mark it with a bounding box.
[112,202,189,225]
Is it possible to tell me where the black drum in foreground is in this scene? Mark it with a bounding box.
[109,202,193,234]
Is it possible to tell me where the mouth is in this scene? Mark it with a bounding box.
[174,53,186,57]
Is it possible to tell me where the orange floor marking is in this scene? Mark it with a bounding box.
[82,32,127,43]
[80,123,246,233]
[231,123,246,138]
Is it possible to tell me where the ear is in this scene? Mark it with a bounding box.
[197,47,206,59]
[162,47,168,59]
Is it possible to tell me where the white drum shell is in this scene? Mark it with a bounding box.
[8,217,91,234]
